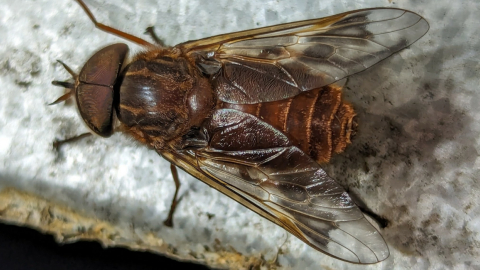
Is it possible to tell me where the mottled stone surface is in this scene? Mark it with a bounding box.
[0,0,479,269]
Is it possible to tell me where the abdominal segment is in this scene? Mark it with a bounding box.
[220,84,356,164]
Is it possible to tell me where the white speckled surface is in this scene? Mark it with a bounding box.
[1,0,479,269]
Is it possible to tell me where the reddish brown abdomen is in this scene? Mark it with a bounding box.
[220,84,355,163]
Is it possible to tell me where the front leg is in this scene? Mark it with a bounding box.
[53,132,92,152]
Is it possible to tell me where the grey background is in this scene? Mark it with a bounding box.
[1,0,479,269]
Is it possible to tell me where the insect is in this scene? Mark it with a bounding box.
[51,0,429,264]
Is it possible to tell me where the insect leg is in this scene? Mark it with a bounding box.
[53,132,92,152]
[74,0,154,47]
[144,27,166,46]
[163,164,181,227]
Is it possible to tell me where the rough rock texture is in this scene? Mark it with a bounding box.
[1,0,479,269]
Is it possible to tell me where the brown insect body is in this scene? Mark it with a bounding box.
[53,2,429,264]
[115,46,354,163]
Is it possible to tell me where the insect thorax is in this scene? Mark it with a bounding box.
[116,49,214,149]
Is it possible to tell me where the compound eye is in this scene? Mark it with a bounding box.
[79,43,129,86]
[76,84,115,137]
[76,43,129,137]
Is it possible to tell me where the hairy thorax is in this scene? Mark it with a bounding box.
[116,48,215,149]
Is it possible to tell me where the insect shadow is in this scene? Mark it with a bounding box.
[321,45,474,262]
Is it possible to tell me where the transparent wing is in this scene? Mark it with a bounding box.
[159,109,389,263]
[178,8,429,104]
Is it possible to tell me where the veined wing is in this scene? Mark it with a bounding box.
[159,109,389,263]
[178,8,429,104]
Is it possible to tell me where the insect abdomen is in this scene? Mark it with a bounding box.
[221,85,356,163]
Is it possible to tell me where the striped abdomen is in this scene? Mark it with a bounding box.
[220,84,356,163]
